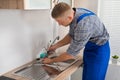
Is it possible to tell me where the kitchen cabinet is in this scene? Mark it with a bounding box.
[24,0,51,9]
[0,0,74,9]
[0,0,52,9]
[24,0,74,9]
[0,0,24,9]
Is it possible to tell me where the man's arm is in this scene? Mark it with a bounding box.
[43,52,74,64]
[43,34,73,64]
[49,34,71,51]
[57,34,71,47]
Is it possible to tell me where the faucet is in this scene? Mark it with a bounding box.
[50,36,60,46]
[36,36,60,60]
[46,36,60,54]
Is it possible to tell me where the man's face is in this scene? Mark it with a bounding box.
[55,16,72,27]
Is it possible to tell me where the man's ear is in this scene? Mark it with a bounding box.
[68,16,72,20]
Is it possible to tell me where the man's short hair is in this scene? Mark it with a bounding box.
[51,2,71,18]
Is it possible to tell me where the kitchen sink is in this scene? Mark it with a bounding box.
[14,64,51,80]
[13,56,77,80]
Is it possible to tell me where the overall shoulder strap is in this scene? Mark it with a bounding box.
[77,8,95,23]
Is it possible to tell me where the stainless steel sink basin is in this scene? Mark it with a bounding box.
[14,64,51,80]
[13,56,76,80]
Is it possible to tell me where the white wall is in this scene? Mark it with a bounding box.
[0,9,56,75]
[74,0,98,13]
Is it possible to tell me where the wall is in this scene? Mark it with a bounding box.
[74,0,98,13]
[0,9,56,75]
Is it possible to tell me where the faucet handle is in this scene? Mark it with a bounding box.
[56,36,60,40]
[46,40,52,51]
[46,36,60,54]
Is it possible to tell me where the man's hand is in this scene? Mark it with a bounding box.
[42,58,53,64]
[47,44,57,55]
[48,34,71,52]
[42,52,74,64]
[48,45,57,51]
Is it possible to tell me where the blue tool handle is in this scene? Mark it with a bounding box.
[39,52,48,58]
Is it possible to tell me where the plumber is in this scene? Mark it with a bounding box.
[43,2,110,80]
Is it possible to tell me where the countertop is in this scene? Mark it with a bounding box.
[2,53,83,80]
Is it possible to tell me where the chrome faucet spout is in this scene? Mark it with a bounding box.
[47,36,60,52]
[51,36,60,45]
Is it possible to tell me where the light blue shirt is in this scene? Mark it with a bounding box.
[67,8,109,56]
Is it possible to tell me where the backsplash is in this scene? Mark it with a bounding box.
[0,9,57,75]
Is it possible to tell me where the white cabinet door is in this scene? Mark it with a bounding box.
[24,0,51,9]
[58,0,72,6]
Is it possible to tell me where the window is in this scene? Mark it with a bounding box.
[98,0,120,56]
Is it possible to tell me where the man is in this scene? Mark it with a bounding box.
[43,2,110,80]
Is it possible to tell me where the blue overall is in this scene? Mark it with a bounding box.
[77,8,110,80]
